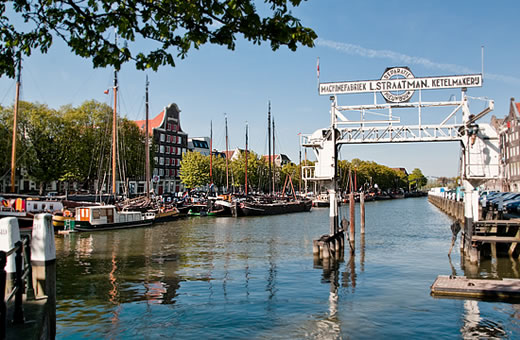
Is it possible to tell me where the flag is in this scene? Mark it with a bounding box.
[104,89,109,95]
[317,57,320,80]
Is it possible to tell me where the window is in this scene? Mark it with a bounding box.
[160,145,165,153]
[166,146,170,154]
[160,157,164,165]
[160,133,165,142]
[170,158,174,165]
[177,136,181,144]
[173,124,177,131]
[159,168,164,176]
[154,168,158,176]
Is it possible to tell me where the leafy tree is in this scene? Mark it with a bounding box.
[211,154,228,191]
[59,100,113,191]
[230,150,264,192]
[0,0,317,78]
[19,101,67,194]
[0,105,12,181]
[408,168,427,190]
[179,151,210,189]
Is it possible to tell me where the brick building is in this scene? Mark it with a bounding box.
[134,103,188,195]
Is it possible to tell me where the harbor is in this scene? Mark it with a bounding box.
[50,196,518,338]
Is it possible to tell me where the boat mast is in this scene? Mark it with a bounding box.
[245,122,248,196]
[112,67,118,196]
[272,118,276,194]
[145,75,150,199]
[225,114,229,193]
[210,120,213,186]
[10,59,21,193]
[268,102,272,195]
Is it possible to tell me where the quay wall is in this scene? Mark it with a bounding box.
[428,194,464,222]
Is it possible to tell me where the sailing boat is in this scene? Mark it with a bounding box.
[72,70,154,231]
[234,103,312,216]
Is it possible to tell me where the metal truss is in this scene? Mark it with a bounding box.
[336,123,463,144]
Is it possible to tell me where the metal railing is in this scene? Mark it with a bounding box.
[0,235,34,340]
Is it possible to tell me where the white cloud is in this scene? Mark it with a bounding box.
[316,38,520,85]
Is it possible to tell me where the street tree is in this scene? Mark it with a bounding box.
[0,0,317,78]
[408,168,427,190]
[179,151,210,189]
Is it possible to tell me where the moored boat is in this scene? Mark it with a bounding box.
[239,198,312,216]
[73,205,153,231]
[52,210,74,230]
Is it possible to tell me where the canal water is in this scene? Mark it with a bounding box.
[55,197,520,339]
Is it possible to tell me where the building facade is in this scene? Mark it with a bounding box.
[490,98,520,191]
[134,103,188,195]
[188,137,210,156]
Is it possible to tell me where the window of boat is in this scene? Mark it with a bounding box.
[92,209,100,219]
[106,209,113,216]
[34,203,38,210]
[50,205,54,210]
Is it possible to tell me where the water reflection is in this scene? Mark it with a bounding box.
[54,198,520,338]
[313,254,342,339]
[461,300,507,339]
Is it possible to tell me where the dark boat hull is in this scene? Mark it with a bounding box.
[74,219,153,232]
[239,200,312,216]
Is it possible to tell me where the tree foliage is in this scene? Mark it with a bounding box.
[408,168,427,189]
[1,99,150,193]
[0,0,317,77]
[179,151,210,189]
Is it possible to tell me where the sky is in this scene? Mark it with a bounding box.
[1,0,519,178]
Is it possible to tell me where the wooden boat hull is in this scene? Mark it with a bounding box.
[153,210,180,223]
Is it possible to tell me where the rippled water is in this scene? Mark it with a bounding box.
[55,197,520,339]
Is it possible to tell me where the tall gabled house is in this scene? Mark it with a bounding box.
[134,103,188,195]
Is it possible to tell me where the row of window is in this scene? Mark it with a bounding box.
[155,157,181,167]
[507,144,520,159]
[154,168,179,178]
[159,145,184,155]
[510,162,520,178]
[506,130,520,143]
[166,123,178,132]
[160,133,184,144]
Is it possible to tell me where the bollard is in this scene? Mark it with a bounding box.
[31,213,56,339]
[0,217,22,276]
[31,214,56,297]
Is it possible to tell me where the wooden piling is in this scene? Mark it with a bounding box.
[349,192,355,243]
[360,192,365,234]
[321,241,330,259]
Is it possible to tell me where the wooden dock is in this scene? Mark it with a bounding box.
[431,275,520,300]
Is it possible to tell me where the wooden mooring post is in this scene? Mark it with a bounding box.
[349,192,355,248]
[360,192,365,234]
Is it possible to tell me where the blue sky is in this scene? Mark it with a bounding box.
[1,0,519,178]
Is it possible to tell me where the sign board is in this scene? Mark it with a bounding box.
[152,175,160,183]
[319,67,482,103]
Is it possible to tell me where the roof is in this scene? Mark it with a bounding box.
[134,110,165,135]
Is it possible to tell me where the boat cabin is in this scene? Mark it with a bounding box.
[75,205,143,226]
